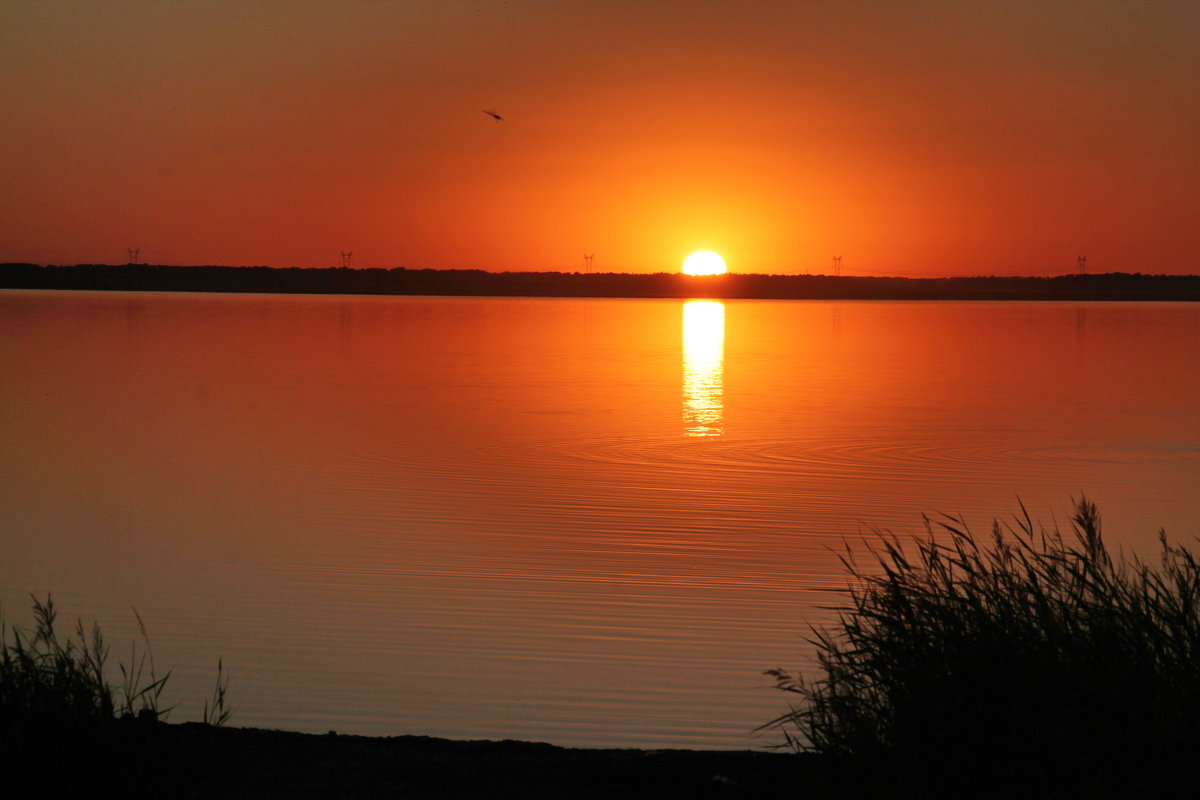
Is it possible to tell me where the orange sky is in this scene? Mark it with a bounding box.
[2,1,1198,276]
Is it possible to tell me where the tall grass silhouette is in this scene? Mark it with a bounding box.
[0,594,228,727]
[765,498,1200,787]
[1,596,232,795]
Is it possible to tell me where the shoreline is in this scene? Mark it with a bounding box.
[8,719,851,799]
[13,718,1175,798]
[5,263,1200,301]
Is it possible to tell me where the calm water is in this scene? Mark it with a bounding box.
[3,290,1199,748]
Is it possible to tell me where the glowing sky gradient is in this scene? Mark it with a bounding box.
[3,1,1198,276]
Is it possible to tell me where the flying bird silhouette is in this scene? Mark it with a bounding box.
[482,109,503,122]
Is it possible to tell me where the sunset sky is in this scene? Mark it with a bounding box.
[2,1,1198,276]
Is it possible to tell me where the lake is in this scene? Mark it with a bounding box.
[2,289,1198,749]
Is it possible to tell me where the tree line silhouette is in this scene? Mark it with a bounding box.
[4,263,1199,301]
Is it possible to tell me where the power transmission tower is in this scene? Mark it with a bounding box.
[832,255,842,277]
[1077,255,1087,274]
[583,253,594,274]
[127,248,140,265]
[340,250,354,269]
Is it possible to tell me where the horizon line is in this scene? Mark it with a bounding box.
[7,262,1200,281]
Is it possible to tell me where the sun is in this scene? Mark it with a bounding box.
[682,251,727,276]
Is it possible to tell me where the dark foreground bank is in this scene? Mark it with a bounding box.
[6,718,1195,800]
[3,720,852,800]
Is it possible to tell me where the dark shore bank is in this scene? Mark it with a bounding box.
[7,720,869,800]
[5,262,1200,301]
[8,719,1188,800]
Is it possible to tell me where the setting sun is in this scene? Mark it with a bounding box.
[682,251,727,276]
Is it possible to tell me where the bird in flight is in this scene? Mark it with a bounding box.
[482,109,503,122]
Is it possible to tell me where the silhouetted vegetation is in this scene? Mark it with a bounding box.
[0,594,229,728]
[4,262,1200,300]
[765,498,1200,794]
[0,595,233,797]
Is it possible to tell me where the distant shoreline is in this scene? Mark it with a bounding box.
[4,263,1200,301]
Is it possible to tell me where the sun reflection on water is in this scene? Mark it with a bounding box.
[682,300,725,437]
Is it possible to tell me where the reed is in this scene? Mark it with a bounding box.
[0,595,113,725]
[203,657,232,727]
[764,497,1200,783]
[0,594,229,728]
